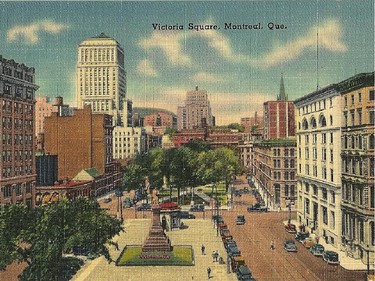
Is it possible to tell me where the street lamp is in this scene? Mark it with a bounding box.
[115,189,123,223]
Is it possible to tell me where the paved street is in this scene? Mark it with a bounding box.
[221,179,368,281]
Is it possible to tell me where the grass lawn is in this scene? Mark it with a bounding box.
[116,246,194,266]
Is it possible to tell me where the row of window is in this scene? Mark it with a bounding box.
[2,165,33,179]
[303,198,335,229]
[300,147,334,162]
[300,164,335,182]
[342,134,374,150]
[79,47,116,63]
[273,148,295,156]
[342,214,375,246]
[273,159,295,168]
[1,183,33,197]
[343,90,374,107]
[299,98,332,116]
[342,157,373,176]
[2,67,34,83]
[2,118,33,131]
[2,84,34,100]
[2,134,33,146]
[299,132,334,145]
[344,109,375,127]
[2,100,33,115]
[2,150,33,162]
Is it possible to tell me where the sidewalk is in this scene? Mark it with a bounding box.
[284,220,373,271]
[72,218,237,281]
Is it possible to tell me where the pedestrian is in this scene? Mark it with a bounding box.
[207,267,211,279]
[270,239,275,250]
[201,244,205,255]
[214,250,219,261]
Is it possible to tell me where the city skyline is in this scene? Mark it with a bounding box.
[0,1,373,125]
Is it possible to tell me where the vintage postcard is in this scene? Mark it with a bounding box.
[0,1,373,280]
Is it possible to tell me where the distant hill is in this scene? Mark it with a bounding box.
[133,107,177,117]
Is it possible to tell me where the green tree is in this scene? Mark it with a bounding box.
[0,198,123,281]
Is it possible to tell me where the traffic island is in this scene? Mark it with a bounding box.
[116,245,194,266]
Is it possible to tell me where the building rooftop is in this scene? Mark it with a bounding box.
[254,138,296,147]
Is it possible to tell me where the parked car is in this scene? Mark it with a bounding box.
[323,250,339,264]
[247,203,268,212]
[224,239,237,250]
[236,214,246,225]
[236,265,254,281]
[295,232,310,242]
[285,223,297,234]
[309,244,325,256]
[302,237,315,249]
[190,204,204,212]
[180,211,196,219]
[136,203,152,211]
[230,256,246,272]
[103,197,112,203]
[227,245,241,257]
[284,239,297,252]
[212,215,224,224]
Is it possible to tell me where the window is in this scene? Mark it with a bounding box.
[285,185,289,197]
[322,167,327,180]
[358,109,362,125]
[350,110,355,126]
[322,133,326,144]
[330,169,334,182]
[330,133,333,144]
[358,92,362,103]
[305,183,310,193]
[305,198,310,215]
[313,165,317,177]
[284,149,289,156]
[370,111,375,125]
[330,115,333,125]
[313,134,317,144]
[313,186,318,196]
[290,159,295,168]
[311,117,317,129]
[319,115,327,127]
[322,148,326,161]
[331,191,335,204]
[290,149,294,157]
[305,148,309,159]
[344,96,348,107]
[370,135,375,149]
[313,148,317,160]
[322,206,328,224]
[351,94,355,105]
[330,211,335,229]
[284,159,289,168]
[330,149,333,162]
[305,164,310,175]
[370,90,375,101]
[322,188,327,200]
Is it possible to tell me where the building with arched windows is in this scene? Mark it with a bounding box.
[295,71,374,267]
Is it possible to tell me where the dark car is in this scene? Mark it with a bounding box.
[190,204,204,212]
[180,211,196,219]
[224,239,237,250]
[310,244,325,256]
[236,214,246,225]
[284,239,297,252]
[285,223,297,234]
[247,203,268,212]
[227,245,241,257]
[136,203,152,211]
[295,232,310,242]
[212,215,224,224]
[236,266,255,281]
[323,250,339,264]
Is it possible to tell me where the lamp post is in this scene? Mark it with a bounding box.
[115,189,123,223]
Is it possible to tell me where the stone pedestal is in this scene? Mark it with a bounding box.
[141,205,172,253]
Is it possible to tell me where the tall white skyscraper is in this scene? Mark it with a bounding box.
[76,33,127,125]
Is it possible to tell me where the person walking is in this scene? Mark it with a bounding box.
[201,244,206,255]
[207,267,211,279]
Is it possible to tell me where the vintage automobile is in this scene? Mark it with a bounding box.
[179,211,196,219]
[247,203,268,212]
[323,250,340,265]
[285,223,297,234]
[212,214,224,224]
[190,204,204,212]
[302,237,315,249]
[284,239,297,252]
[295,232,310,243]
[224,239,237,250]
[309,244,325,256]
[236,214,246,225]
[227,245,241,257]
[230,256,246,272]
[236,266,255,281]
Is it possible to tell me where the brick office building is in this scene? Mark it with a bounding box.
[0,56,38,207]
[44,105,121,194]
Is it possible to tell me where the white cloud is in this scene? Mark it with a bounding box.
[136,59,158,77]
[191,72,222,83]
[256,19,347,68]
[139,32,191,66]
[7,19,69,44]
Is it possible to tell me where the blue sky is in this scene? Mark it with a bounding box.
[0,1,373,124]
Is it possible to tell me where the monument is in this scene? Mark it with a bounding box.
[140,189,172,255]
